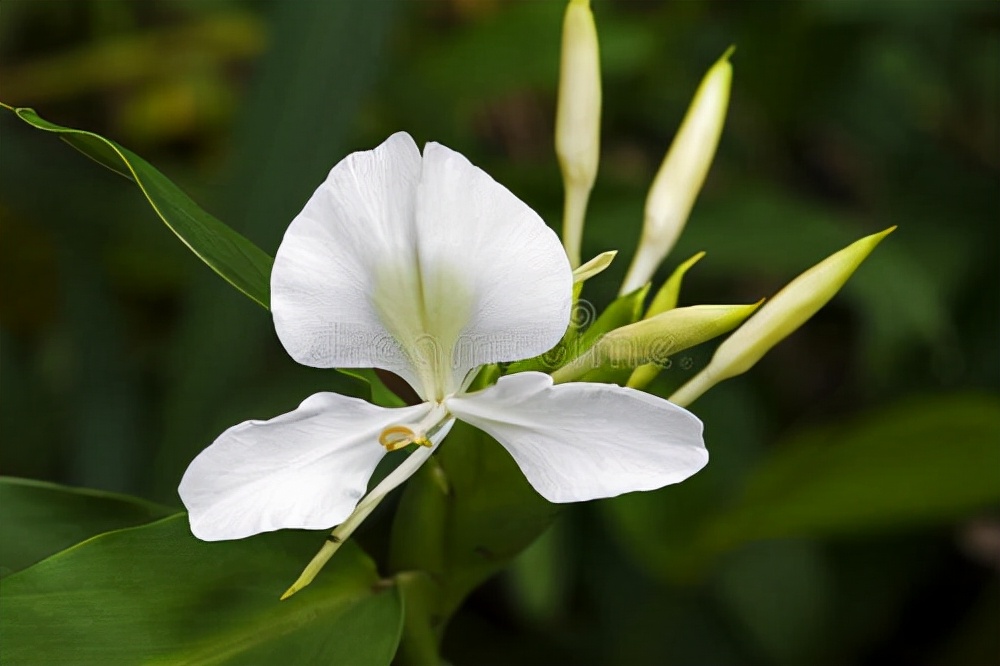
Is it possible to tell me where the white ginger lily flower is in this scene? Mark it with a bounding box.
[178,133,707,560]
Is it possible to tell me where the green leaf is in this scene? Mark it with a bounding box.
[0,104,273,309]
[577,283,651,353]
[340,368,406,408]
[0,514,403,665]
[149,0,403,499]
[714,540,834,666]
[701,394,1000,548]
[505,518,571,626]
[503,329,578,375]
[394,572,443,666]
[645,251,706,318]
[516,284,646,382]
[0,477,174,578]
[624,252,707,389]
[603,393,1000,583]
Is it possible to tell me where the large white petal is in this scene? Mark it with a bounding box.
[179,393,431,541]
[271,132,428,393]
[413,143,572,397]
[271,134,573,402]
[446,372,707,503]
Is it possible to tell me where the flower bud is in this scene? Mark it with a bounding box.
[573,250,617,284]
[669,227,896,407]
[556,0,601,268]
[620,48,733,294]
[551,301,760,384]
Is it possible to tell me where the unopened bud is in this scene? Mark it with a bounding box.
[670,227,896,407]
[552,301,760,384]
[556,0,601,268]
[620,48,733,294]
[573,250,617,284]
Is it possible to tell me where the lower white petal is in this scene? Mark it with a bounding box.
[446,372,707,503]
[179,394,431,541]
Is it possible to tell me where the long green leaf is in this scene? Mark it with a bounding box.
[0,514,402,665]
[0,104,408,420]
[0,103,273,309]
[0,477,174,578]
[151,0,404,499]
[702,393,1000,546]
[604,394,1000,581]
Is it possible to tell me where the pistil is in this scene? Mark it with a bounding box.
[281,402,451,600]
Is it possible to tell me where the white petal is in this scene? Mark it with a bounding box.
[178,393,431,540]
[271,135,573,401]
[413,143,572,397]
[271,132,427,392]
[446,372,707,503]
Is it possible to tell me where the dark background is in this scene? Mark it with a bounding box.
[1,1,998,664]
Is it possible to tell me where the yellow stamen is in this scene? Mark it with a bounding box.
[379,425,415,451]
[378,425,434,451]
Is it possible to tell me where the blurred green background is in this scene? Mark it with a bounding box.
[1,0,998,664]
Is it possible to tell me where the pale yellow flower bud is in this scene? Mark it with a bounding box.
[573,250,617,284]
[556,0,601,269]
[551,301,760,384]
[620,48,733,295]
[669,227,896,407]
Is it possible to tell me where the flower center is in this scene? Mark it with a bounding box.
[378,402,451,452]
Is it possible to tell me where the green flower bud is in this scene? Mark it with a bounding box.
[573,250,618,284]
[556,0,602,268]
[670,227,896,407]
[552,302,760,384]
[620,48,733,294]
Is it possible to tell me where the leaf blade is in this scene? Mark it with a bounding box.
[0,514,402,666]
[0,476,174,578]
[706,393,1000,545]
[2,104,273,309]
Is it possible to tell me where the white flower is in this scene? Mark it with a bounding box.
[178,133,707,545]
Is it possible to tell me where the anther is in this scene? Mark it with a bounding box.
[378,424,437,451]
[379,425,416,452]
